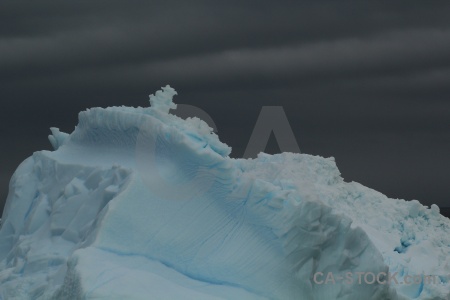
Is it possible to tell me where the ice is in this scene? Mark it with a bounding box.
[0,86,449,299]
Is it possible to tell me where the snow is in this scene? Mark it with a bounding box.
[0,85,449,299]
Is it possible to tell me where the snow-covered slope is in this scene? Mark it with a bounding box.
[0,86,449,299]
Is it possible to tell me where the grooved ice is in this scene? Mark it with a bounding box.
[0,86,449,299]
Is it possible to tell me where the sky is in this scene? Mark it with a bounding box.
[1,1,450,216]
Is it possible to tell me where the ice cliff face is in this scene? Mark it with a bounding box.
[0,86,449,300]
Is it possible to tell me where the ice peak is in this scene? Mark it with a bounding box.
[149,85,177,114]
[48,127,69,150]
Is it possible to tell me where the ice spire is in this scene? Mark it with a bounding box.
[149,85,178,114]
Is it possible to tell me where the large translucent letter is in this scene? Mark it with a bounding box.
[243,106,300,158]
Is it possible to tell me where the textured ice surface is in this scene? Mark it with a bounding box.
[0,86,449,299]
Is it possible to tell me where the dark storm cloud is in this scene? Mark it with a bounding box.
[75,28,450,88]
[3,24,450,96]
[1,1,450,213]
[2,1,450,78]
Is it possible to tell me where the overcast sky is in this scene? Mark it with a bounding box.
[1,1,450,215]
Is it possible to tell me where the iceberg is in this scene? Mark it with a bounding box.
[0,86,449,299]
